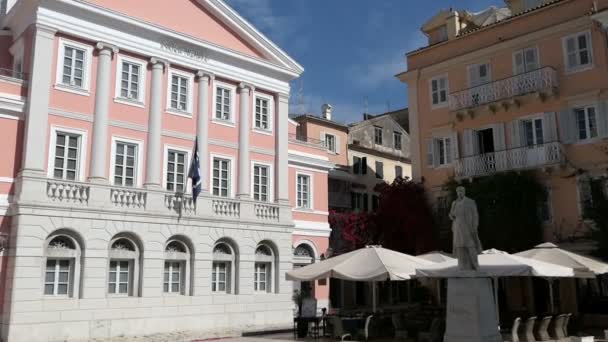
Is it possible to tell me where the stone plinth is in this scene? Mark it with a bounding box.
[444,277,502,342]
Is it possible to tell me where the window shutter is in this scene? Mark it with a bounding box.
[468,65,479,87]
[362,157,367,175]
[363,194,369,212]
[598,101,608,138]
[463,129,475,156]
[493,123,506,151]
[513,50,525,75]
[426,139,435,168]
[433,139,441,166]
[542,112,558,142]
[320,131,326,145]
[445,137,452,164]
[507,120,520,148]
[451,132,459,160]
[565,37,577,69]
[335,136,341,154]
[559,108,575,144]
[525,48,539,71]
[353,157,360,174]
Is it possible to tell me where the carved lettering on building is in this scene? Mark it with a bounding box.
[161,41,209,62]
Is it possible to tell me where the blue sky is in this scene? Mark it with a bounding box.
[225,0,501,123]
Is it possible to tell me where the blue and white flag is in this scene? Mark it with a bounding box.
[188,138,202,203]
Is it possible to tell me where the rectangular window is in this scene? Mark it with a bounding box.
[523,118,544,146]
[211,262,228,292]
[353,156,361,174]
[61,46,85,88]
[254,263,268,292]
[372,195,380,211]
[212,158,231,197]
[430,76,448,106]
[163,261,182,294]
[394,132,402,150]
[437,137,452,166]
[374,127,383,145]
[120,61,141,100]
[575,106,598,141]
[325,134,336,153]
[468,63,491,87]
[375,161,384,179]
[538,187,552,223]
[297,174,311,209]
[253,164,269,202]
[170,75,189,112]
[513,47,539,74]
[215,87,232,121]
[44,259,70,296]
[395,165,403,179]
[564,31,593,72]
[255,97,269,130]
[351,192,368,212]
[166,150,187,192]
[108,260,130,295]
[53,132,80,181]
[114,142,138,187]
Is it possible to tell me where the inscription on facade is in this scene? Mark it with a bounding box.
[161,40,209,62]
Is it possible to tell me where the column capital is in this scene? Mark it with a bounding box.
[196,70,215,82]
[33,24,57,39]
[150,57,170,69]
[95,42,119,54]
[277,92,290,103]
[238,82,255,94]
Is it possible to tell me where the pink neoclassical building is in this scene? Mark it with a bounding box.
[0,0,333,340]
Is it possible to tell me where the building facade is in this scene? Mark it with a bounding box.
[0,0,333,340]
[399,0,608,246]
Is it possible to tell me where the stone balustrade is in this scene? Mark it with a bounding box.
[110,188,147,209]
[165,194,195,214]
[212,198,241,218]
[46,181,90,204]
[254,203,280,221]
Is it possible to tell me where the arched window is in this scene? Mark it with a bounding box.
[294,244,315,264]
[212,240,238,294]
[44,232,83,298]
[108,235,141,296]
[164,238,192,295]
[254,243,276,293]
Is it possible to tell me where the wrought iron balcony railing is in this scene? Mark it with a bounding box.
[449,67,558,112]
[454,141,564,179]
[288,133,327,149]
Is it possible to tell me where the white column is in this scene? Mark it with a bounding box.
[88,42,118,183]
[196,71,214,192]
[20,24,56,175]
[276,93,289,203]
[144,57,167,189]
[237,83,253,199]
[400,70,421,182]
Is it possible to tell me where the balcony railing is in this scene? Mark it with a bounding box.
[449,67,558,112]
[454,141,564,179]
[288,133,326,149]
[0,68,27,81]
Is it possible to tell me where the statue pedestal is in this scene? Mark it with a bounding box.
[444,277,502,342]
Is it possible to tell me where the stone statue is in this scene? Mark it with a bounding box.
[449,186,482,270]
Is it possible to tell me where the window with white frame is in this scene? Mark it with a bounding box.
[114,141,138,187]
[351,192,368,212]
[374,126,383,145]
[212,242,236,294]
[375,161,384,180]
[253,164,270,202]
[522,117,544,146]
[564,31,593,72]
[296,174,311,209]
[430,76,448,107]
[118,59,144,102]
[395,165,403,179]
[325,133,336,153]
[215,85,232,121]
[45,259,71,296]
[575,106,598,141]
[427,137,453,167]
[513,47,539,74]
[394,131,402,150]
[254,97,270,130]
[44,234,82,298]
[61,45,85,88]
[164,240,190,295]
[212,157,231,197]
[108,237,140,296]
[169,73,190,112]
[166,149,187,192]
[254,244,274,293]
[53,132,81,181]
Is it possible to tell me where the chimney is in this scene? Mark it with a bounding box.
[321,103,332,120]
[446,11,461,39]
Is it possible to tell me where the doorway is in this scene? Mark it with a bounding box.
[477,128,495,154]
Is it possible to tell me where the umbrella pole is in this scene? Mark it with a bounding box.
[372,281,377,313]
[437,279,441,305]
[548,278,555,314]
[493,277,500,328]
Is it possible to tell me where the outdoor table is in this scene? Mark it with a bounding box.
[341,317,365,337]
[294,316,326,339]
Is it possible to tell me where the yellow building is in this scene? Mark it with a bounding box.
[398,0,608,249]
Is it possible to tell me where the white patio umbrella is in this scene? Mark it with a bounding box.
[515,242,607,312]
[416,249,577,320]
[286,245,434,312]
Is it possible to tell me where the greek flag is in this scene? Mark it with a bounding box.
[188,138,202,204]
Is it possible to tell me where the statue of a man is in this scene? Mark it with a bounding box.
[449,186,482,270]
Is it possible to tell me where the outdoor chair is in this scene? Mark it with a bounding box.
[520,316,537,342]
[551,314,566,341]
[562,313,571,337]
[330,316,352,341]
[501,317,521,342]
[535,316,552,341]
[356,314,373,341]
[418,317,443,342]
[391,313,408,340]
